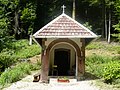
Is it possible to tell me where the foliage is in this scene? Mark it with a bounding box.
[86,41,120,52]
[86,42,105,50]
[111,0,120,42]
[0,62,40,86]
[86,54,112,64]
[0,0,36,39]
[0,39,41,73]
[15,44,40,59]
[83,22,92,30]
[112,22,120,41]
[0,54,17,72]
[1,39,41,58]
[7,39,41,58]
[86,41,120,86]
[0,0,120,41]
[86,54,112,78]
[103,61,120,84]
[86,54,120,83]
[20,2,36,35]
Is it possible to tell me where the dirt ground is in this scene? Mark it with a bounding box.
[4,72,100,90]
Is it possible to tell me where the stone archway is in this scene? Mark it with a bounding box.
[47,38,81,57]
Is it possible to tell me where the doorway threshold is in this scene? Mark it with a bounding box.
[48,76,75,79]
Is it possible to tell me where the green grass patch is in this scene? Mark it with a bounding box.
[0,62,40,88]
[86,41,120,88]
[0,39,41,73]
[86,42,105,50]
[85,54,111,78]
[86,41,120,52]
[15,44,41,58]
[0,54,18,72]
[86,54,112,65]
[86,54,120,85]
[1,39,41,58]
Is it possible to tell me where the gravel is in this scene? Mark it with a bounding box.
[4,74,100,90]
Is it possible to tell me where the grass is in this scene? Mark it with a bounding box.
[0,39,41,72]
[0,39,41,89]
[85,54,110,78]
[0,62,40,89]
[86,41,120,53]
[15,44,41,58]
[1,39,41,59]
[86,41,120,89]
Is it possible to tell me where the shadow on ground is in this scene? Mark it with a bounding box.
[79,72,99,81]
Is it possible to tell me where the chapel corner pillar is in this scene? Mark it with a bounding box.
[40,39,49,83]
[77,38,85,80]
[40,49,49,83]
[80,38,85,75]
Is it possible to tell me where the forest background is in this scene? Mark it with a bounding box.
[0,0,120,89]
[0,0,120,44]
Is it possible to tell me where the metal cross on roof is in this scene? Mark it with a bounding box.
[61,5,66,14]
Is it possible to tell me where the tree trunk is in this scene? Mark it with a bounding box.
[108,9,111,43]
[101,1,105,38]
[14,11,20,39]
[105,7,107,40]
[72,0,75,20]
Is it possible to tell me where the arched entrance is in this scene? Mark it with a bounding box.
[46,38,82,77]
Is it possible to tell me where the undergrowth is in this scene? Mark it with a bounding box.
[0,39,41,73]
[0,62,40,88]
[86,41,120,53]
[86,41,120,86]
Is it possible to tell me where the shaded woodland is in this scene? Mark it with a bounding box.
[0,0,120,50]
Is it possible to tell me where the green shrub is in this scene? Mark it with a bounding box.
[0,62,39,86]
[0,54,17,71]
[86,54,111,65]
[86,63,105,78]
[1,39,41,59]
[86,42,105,50]
[8,39,29,50]
[0,39,41,87]
[103,61,120,84]
[15,44,41,58]
[86,54,114,78]
[0,39,41,72]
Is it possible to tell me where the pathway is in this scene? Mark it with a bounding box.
[4,73,100,90]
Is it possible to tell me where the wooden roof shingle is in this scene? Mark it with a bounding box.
[33,13,97,38]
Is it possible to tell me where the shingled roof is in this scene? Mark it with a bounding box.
[33,13,97,38]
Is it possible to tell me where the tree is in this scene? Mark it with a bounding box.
[112,0,120,42]
[0,0,37,39]
[0,0,119,42]
[84,0,115,43]
[0,0,11,50]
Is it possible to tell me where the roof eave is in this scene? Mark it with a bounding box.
[33,35,98,38]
